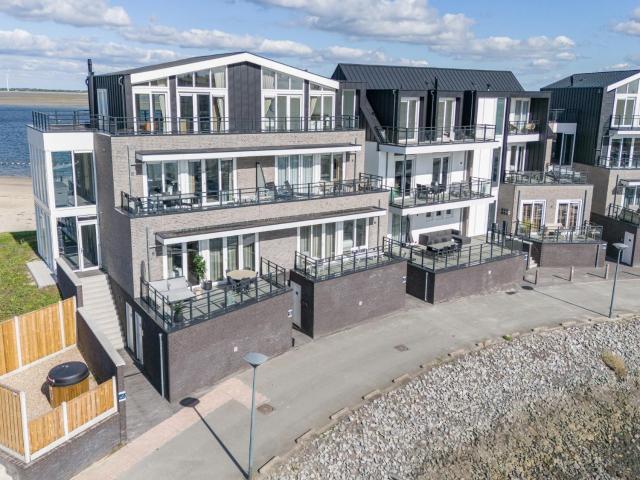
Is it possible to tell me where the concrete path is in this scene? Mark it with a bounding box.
[76,273,640,480]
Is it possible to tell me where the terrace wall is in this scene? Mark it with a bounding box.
[289,259,407,338]
[592,212,640,266]
[530,241,607,267]
[407,254,525,303]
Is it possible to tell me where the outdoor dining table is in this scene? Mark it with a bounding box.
[227,269,257,282]
[427,240,457,254]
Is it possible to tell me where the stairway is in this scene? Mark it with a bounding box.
[78,273,124,350]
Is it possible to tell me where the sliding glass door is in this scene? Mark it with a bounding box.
[398,98,418,141]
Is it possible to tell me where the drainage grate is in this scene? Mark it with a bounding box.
[394,344,409,352]
[257,403,275,415]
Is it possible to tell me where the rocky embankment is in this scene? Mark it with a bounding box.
[266,317,640,480]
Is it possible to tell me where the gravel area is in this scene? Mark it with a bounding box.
[0,347,96,419]
[267,316,640,480]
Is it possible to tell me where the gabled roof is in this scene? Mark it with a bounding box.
[332,63,524,92]
[105,52,240,76]
[98,52,339,89]
[543,70,640,90]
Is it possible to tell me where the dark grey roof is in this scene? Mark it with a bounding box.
[156,206,385,240]
[543,70,640,89]
[100,52,243,76]
[332,63,523,92]
[136,143,358,158]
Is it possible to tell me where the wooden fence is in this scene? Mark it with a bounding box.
[0,298,76,376]
[0,377,117,462]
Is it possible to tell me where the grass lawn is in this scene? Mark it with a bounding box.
[0,231,60,320]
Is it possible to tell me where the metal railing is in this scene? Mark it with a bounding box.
[383,236,521,273]
[293,246,396,281]
[503,170,587,184]
[389,177,491,209]
[122,174,385,216]
[508,120,540,135]
[548,109,577,123]
[139,257,288,329]
[610,115,640,129]
[376,124,496,146]
[608,203,640,226]
[31,111,360,135]
[595,155,640,169]
[511,222,603,243]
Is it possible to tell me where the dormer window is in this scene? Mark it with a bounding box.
[176,67,226,88]
[262,68,303,90]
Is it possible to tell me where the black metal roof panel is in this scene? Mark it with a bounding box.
[332,63,524,92]
[543,70,640,89]
[99,52,243,77]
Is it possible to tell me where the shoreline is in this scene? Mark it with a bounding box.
[0,176,35,233]
[0,91,87,107]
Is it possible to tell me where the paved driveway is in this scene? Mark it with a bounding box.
[77,273,640,480]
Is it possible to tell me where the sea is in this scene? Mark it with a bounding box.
[0,105,81,177]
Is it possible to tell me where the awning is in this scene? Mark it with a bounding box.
[136,143,361,162]
[155,206,386,245]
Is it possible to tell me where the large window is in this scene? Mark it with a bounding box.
[146,161,178,195]
[398,98,418,141]
[342,218,367,253]
[394,156,413,191]
[320,153,344,182]
[623,186,640,208]
[135,92,167,133]
[557,201,581,228]
[495,98,506,134]
[263,68,304,131]
[491,148,501,183]
[432,157,449,187]
[342,90,356,128]
[436,98,455,137]
[299,222,340,258]
[52,151,96,208]
[520,201,545,230]
[205,159,234,201]
[310,88,335,130]
[614,98,636,127]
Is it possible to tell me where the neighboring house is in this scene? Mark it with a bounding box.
[28,52,389,401]
[331,63,550,242]
[543,70,640,266]
[331,64,542,301]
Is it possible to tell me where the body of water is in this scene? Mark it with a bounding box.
[0,105,82,177]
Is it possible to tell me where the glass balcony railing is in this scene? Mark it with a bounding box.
[595,155,640,169]
[507,120,540,135]
[293,247,397,281]
[389,178,492,209]
[503,170,587,184]
[376,124,496,146]
[610,115,640,129]
[121,174,385,217]
[548,109,577,123]
[512,222,603,243]
[608,204,640,226]
[31,111,360,135]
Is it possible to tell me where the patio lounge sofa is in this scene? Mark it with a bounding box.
[418,229,471,248]
[148,276,195,303]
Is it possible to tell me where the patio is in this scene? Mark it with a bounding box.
[389,178,491,209]
[293,247,397,281]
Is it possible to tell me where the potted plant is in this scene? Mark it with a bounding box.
[173,301,184,323]
[192,254,206,286]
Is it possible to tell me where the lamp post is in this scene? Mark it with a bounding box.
[243,352,268,480]
[609,242,628,318]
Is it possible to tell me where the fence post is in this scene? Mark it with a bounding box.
[20,391,30,462]
[605,263,610,279]
[58,300,66,348]
[14,316,23,368]
[112,376,118,411]
[62,402,69,438]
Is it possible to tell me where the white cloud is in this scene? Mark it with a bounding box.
[613,7,640,36]
[253,0,575,66]
[121,24,313,57]
[0,29,179,71]
[0,0,130,27]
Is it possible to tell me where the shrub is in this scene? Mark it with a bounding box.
[601,351,627,380]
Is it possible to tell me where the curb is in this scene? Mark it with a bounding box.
[258,456,279,475]
[329,407,350,420]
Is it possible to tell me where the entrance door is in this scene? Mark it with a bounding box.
[125,303,134,351]
[78,220,99,270]
[623,231,634,265]
[291,281,302,329]
[186,241,200,285]
[134,312,144,364]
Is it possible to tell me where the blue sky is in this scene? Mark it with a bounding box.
[1,0,639,90]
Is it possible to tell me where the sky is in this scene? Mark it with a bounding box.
[0,0,639,91]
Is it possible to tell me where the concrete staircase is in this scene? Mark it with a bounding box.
[78,273,124,350]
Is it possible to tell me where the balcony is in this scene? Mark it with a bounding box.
[512,222,603,243]
[139,258,288,330]
[610,115,640,130]
[121,174,385,217]
[389,178,492,210]
[595,155,640,169]
[376,124,496,147]
[503,169,587,185]
[293,247,396,281]
[548,109,577,123]
[507,120,540,135]
[608,204,640,226]
[383,236,521,273]
[31,111,360,136]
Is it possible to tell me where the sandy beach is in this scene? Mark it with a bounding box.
[0,176,35,232]
[0,91,87,107]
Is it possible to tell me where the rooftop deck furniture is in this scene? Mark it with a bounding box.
[418,229,471,249]
[148,276,195,303]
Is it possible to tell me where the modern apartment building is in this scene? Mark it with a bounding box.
[543,70,640,265]
[28,52,390,400]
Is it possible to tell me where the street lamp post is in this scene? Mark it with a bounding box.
[609,242,628,318]
[243,352,268,480]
